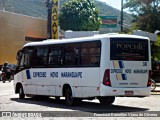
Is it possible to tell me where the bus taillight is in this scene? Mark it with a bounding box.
[147,70,152,87]
[103,69,111,86]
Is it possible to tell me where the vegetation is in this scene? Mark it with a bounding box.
[124,0,160,61]
[95,0,132,25]
[59,0,101,31]
[152,36,160,61]
[124,0,160,33]
[0,0,132,25]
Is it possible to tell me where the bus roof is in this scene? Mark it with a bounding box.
[23,33,149,48]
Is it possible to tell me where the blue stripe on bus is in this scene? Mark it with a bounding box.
[121,74,127,80]
[26,70,31,79]
[119,61,124,68]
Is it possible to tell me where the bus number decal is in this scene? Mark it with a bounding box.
[143,62,147,66]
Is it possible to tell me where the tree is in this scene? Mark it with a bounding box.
[152,36,160,61]
[124,0,160,61]
[124,0,160,33]
[58,0,101,31]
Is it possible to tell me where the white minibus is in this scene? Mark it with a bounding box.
[14,34,151,106]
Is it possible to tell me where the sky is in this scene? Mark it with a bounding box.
[98,0,122,10]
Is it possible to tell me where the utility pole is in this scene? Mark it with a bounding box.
[121,0,123,32]
[46,0,52,39]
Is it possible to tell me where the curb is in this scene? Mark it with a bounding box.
[152,90,160,92]
[151,92,160,95]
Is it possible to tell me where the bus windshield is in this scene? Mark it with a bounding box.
[110,38,149,61]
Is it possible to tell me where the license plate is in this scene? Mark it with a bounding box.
[125,91,134,96]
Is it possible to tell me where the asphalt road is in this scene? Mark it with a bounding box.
[0,81,160,120]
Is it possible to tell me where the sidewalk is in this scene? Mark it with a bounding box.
[151,83,160,94]
[155,83,160,90]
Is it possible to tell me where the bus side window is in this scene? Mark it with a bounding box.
[48,45,62,66]
[80,42,101,66]
[33,47,48,68]
[19,54,25,68]
[19,48,33,69]
[64,44,79,66]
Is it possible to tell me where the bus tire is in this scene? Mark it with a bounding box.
[98,96,115,105]
[65,88,76,106]
[19,85,25,99]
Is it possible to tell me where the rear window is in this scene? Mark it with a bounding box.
[110,38,149,61]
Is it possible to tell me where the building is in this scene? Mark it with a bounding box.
[0,11,48,64]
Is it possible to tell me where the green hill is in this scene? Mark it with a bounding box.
[0,0,132,25]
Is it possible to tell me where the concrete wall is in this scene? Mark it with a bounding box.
[0,11,47,64]
[65,31,99,39]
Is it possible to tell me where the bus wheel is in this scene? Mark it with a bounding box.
[98,96,115,105]
[19,85,25,99]
[65,88,75,106]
